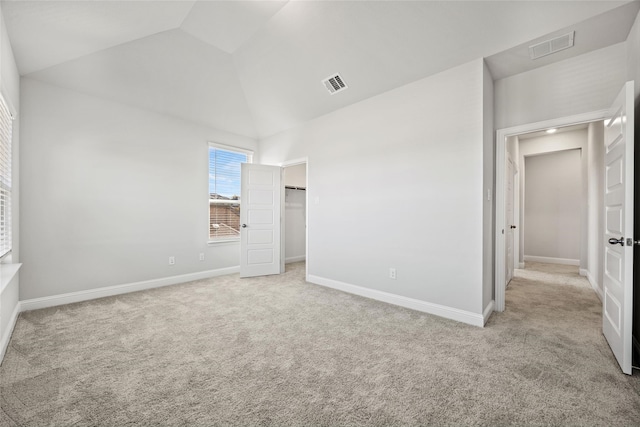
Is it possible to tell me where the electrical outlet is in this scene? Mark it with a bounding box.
[389,268,396,279]
[169,256,175,265]
[199,253,205,261]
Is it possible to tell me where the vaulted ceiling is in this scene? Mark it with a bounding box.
[2,0,638,139]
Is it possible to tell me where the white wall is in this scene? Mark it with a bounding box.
[283,163,306,189]
[260,59,488,322]
[495,43,627,130]
[19,78,257,301]
[627,10,640,102]
[587,121,604,297]
[0,4,20,362]
[524,149,582,263]
[482,61,494,312]
[518,129,588,268]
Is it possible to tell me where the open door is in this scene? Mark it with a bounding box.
[240,163,283,278]
[603,81,634,375]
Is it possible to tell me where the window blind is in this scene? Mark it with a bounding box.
[0,94,13,258]
[208,144,252,241]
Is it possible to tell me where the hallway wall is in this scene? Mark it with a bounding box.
[518,128,588,268]
[524,149,582,264]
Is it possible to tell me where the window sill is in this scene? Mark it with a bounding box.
[207,239,240,246]
[0,263,21,294]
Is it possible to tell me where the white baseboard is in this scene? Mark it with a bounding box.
[579,268,588,277]
[20,266,240,312]
[0,301,21,364]
[285,255,306,264]
[585,270,603,302]
[483,300,495,325]
[518,262,525,269]
[307,275,485,327]
[523,255,579,266]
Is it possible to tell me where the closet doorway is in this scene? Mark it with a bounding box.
[282,161,307,275]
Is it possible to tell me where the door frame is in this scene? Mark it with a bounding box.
[281,157,309,280]
[505,156,516,286]
[494,110,608,312]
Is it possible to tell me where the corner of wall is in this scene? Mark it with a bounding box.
[482,60,496,310]
[0,2,21,365]
[627,8,640,102]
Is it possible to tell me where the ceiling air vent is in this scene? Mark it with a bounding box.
[528,31,575,60]
[322,73,348,95]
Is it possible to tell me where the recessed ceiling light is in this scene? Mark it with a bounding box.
[546,128,557,134]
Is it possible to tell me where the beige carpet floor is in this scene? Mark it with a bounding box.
[1,261,639,426]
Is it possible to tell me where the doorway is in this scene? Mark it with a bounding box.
[282,159,308,279]
[518,126,587,269]
[495,110,609,312]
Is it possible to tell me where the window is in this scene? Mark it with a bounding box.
[0,94,12,258]
[208,143,252,241]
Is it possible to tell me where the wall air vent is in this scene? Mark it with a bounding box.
[529,31,575,60]
[322,73,348,95]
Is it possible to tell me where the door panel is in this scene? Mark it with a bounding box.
[240,163,282,278]
[602,81,634,375]
[506,158,515,285]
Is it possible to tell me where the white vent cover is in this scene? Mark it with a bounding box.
[529,31,575,60]
[322,73,348,94]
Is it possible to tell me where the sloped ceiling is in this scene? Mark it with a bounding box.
[2,0,637,139]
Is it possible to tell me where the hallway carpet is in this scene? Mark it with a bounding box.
[1,262,639,426]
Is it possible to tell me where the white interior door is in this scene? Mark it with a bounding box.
[240,163,282,278]
[506,158,516,285]
[603,81,634,375]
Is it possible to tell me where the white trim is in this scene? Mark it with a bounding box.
[285,255,306,264]
[280,157,308,167]
[208,141,254,158]
[495,109,608,312]
[0,263,21,294]
[483,300,495,325]
[518,262,525,269]
[0,301,20,364]
[20,266,239,312]
[207,239,240,246]
[579,268,588,277]
[523,255,579,266]
[0,85,17,119]
[308,275,485,327]
[585,269,604,301]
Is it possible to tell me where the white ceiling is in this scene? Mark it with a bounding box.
[1,0,638,139]
[486,1,640,80]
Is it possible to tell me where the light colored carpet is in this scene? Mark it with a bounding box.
[1,261,639,426]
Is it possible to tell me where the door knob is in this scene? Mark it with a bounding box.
[608,237,624,246]
[510,225,517,229]
[241,224,247,228]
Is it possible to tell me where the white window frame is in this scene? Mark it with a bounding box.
[0,91,14,260]
[208,142,253,244]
